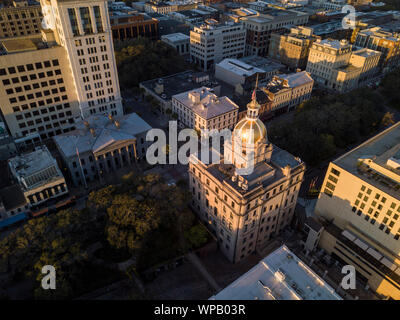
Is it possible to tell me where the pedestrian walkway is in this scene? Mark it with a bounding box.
[187,252,221,292]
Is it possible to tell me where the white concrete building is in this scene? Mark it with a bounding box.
[190,20,246,71]
[53,113,151,187]
[41,0,123,118]
[211,245,342,300]
[306,39,381,93]
[8,145,68,207]
[161,32,190,55]
[172,87,239,132]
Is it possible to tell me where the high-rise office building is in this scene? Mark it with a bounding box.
[190,20,246,71]
[40,0,123,118]
[0,0,123,145]
[314,122,400,299]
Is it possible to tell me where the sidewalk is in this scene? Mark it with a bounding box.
[187,252,221,292]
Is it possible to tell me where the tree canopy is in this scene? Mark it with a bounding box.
[268,88,385,166]
[114,38,192,88]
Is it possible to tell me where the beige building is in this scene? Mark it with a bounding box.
[306,38,381,93]
[190,20,246,72]
[0,0,124,144]
[314,122,400,299]
[40,0,123,118]
[262,71,314,114]
[172,87,239,133]
[268,26,319,70]
[0,0,43,38]
[0,34,80,142]
[188,93,305,263]
[8,145,68,208]
[241,8,309,56]
[354,27,400,73]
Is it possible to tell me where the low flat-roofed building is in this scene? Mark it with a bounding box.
[172,86,239,132]
[211,245,342,300]
[215,58,266,87]
[8,145,68,208]
[140,70,221,114]
[161,32,190,55]
[315,122,400,299]
[53,113,152,187]
[0,184,29,223]
[215,56,283,87]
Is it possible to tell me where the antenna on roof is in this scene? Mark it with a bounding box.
[251,73,259,102]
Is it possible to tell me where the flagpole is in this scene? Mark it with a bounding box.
[76,146,88,189]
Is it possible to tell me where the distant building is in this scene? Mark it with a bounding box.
[145,1,198,14]
[0,0,43,39]
[306,38,380,93]
[268,26,319,69]
[109,10,159,41]
[210,245,342,299]
[168,6,219,26]
[140,70,221,114]
[53,113,151,187]
[8,145,68,208]
[188,93,305,263]
[161,32,190,55]
[0,184,29,225]
[190,20,246,71]
[314,122,400,300]
[354,27,400,73]
[262,71,313,114]
[172,86,239,132]
[241,8,309,56]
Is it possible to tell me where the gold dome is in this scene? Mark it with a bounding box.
[234,117,267,145]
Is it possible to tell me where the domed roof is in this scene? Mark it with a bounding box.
[234,117,267,145]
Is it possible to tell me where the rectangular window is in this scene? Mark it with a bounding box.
[68,8,79,36]
[79,7,93,34]
[331,167,340,177]
[93,6,103,33]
